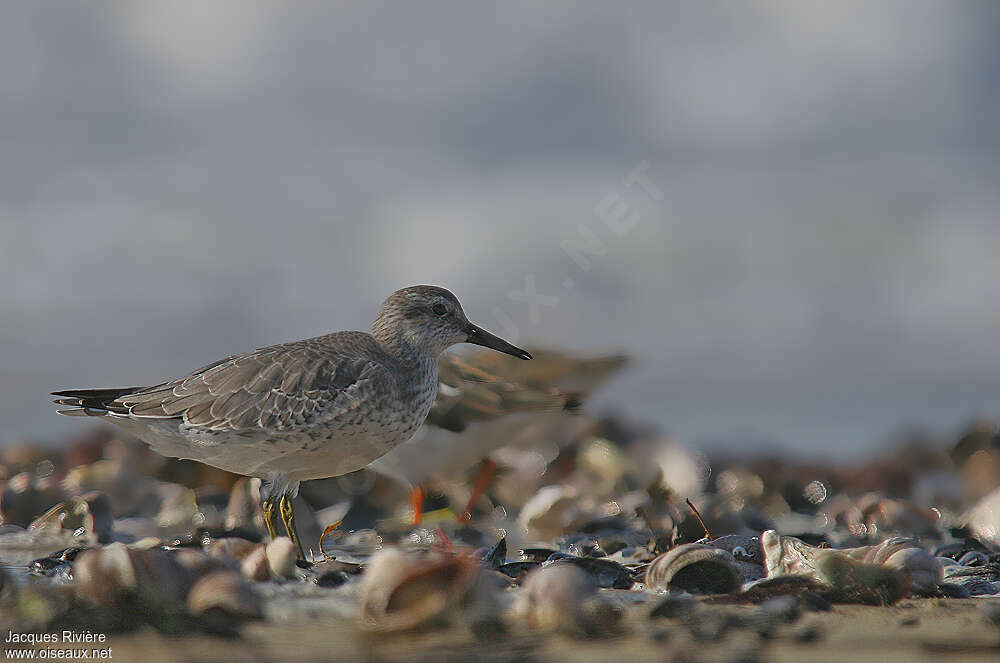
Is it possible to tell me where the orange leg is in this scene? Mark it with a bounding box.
[459,458,497,523]
[411,485,425,525]
[434,525,454,554]
[318,520,343,560]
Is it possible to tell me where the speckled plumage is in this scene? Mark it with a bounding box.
[52,285,530,502]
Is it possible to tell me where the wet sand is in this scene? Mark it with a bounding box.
[9,597,999,663]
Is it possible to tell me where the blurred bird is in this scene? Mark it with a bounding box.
[370,347,628,522]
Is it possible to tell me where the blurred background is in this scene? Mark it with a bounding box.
[2,2,998,460]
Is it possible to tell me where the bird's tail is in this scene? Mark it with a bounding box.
[51,387,141,416]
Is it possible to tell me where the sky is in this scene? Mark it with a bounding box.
[2,2,999,459]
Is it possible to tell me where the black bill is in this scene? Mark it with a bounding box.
[465,324,532,360]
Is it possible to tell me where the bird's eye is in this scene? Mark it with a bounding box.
[432,303,448,316]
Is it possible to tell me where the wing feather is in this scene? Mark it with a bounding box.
[111,335,397,433]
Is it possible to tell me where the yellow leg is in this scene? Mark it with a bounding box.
[279,493,307,562]
[262,497,279,541]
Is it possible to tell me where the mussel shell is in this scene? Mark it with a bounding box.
[498,561,541,582]
[645,544,741,594]
[543,554,634,589]
[479,537,507,570]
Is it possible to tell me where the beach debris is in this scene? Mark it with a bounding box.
[28,491,113,544]
[510,563,618,634]
[645,544,742,594]
[186,570,262,634]
[358,547,481,631]
[760,530,942,603]
[479,536,507,570]
[543,552,634,589]
[965,486,1000,546]
[27,546,88,578]
[265,537,299,580]
[517,485,587,540]
[1,472,64,527]
[223,477,264,532]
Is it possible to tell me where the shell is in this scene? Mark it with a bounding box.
[358,548,481,631]
[265,537,299,579]
[517,485,586,540]
[965,486,1000,546]
[512,563,598,631]
[204,537,263,563]
[479,537,507,570]
[543,554,634,589]
[872,545,942,594]
[760,530,925,604]
[172,548,229,579]
[28,491,113,544]
[241,545,271,581]
[187,569,262,619]
[223,477,264,533]
[645,544,742,594]
[75,544,196,603]
[1,472,65,528]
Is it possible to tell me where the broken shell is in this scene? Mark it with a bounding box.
[763,530,943,593]
[761,530,913,604]
[223,477,263,532]
[479,536,507,570]
[73,543,194,613]
[877,546,942,594]
[359,548,480,631]
[27,546,88,578]
[710,534,763,564]
[498,561,541,582]
[544,553,634,589]
[1,472,64,528]
[204,537,263,563]
[512,563,598,631]
[28,491,113,544]
[265,537,298,579]
[739,575,831,603]
[172,548,228,579]
[645,544,741,594]
[517,485,586,540]
[811,553,908,605]
[965,486,1000,546]
[187,569,262,619]
[241,545,271,581]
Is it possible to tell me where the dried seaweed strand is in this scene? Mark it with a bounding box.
[686,498,714,540]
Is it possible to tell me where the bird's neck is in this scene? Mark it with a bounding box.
[371,324,436,365]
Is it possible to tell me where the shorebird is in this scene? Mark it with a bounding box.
[52,285,531,558]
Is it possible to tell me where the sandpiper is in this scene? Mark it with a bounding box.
[52,285,531,558]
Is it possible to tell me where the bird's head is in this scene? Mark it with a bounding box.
[372,285,531,360]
